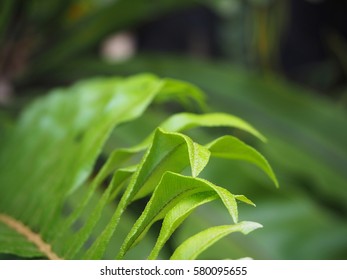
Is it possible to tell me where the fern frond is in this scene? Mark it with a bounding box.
[0,74,277,259]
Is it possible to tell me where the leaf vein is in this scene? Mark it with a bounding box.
[0,213,62,260]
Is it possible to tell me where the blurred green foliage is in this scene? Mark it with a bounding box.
[1,74,272,260]
[1,0,347,259]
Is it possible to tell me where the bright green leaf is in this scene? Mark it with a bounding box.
[83,129,211,259]
[117,172,239,259]
[148,191,218,260]
[159,112,266,141]
[170,221,262,260]
[207,135,279,188]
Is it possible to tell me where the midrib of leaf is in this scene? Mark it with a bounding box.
[0,213,62,260]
